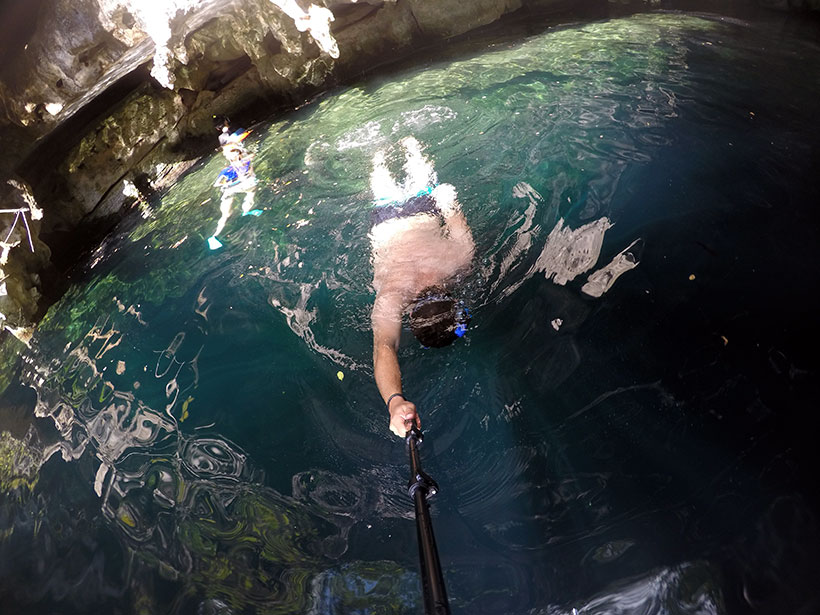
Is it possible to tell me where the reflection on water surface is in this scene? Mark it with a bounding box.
[2,11,820,615]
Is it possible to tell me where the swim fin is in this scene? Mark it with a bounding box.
[242,209,263,217]
[207,236,223,250]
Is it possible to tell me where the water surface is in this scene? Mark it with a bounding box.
[2,12,820,615]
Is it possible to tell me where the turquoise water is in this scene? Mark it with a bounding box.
[2,12,820,614]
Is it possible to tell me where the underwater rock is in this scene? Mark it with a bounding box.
[0,430,42,494]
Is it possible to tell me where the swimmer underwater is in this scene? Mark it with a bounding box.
[369,137,475,437]
[207,139,260,249]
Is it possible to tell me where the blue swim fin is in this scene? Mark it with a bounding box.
[207,236,223,250]
[242,209,263,217]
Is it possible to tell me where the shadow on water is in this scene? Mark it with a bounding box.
[2,10,820,615]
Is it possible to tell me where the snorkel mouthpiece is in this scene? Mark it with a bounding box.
[453,302,470,338]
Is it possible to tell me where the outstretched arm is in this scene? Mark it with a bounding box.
[372,291,420,437]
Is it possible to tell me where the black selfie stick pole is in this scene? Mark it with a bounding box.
[406,425,451,615]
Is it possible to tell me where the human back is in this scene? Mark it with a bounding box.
[371,201,472,302]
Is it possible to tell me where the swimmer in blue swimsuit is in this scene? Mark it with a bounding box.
[208,144,260,249]
[369,137,475,437]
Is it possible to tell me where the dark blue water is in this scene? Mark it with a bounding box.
[2,11,819,615]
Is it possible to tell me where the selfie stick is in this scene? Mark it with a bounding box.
[406,426,451,615]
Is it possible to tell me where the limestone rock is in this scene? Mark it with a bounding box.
[407,0,524,39]
[60,87,186,220]
[0,0,146,135]
[333,1,417,72]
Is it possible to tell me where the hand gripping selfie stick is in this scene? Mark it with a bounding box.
[406,426,451,615]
